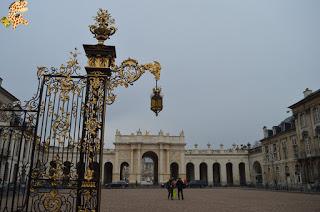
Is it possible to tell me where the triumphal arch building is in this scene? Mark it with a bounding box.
[102,129,262,186]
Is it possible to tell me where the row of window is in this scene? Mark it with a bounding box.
[264,134,317,162]
[299,105,320,128]
[267,164,301,183]
[264,136,298,162]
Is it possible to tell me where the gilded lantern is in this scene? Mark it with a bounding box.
[151,87,163,116]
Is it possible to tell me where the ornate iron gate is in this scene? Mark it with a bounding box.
[0,104,37,211]
[28,51,110,211]
[0,8,162,212]
[0,51,107,212]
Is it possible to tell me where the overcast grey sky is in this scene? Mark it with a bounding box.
[0,0,319,148]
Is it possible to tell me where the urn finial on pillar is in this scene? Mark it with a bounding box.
[89,8,117,45]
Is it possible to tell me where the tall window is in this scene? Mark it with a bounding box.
[305,137,311,156]
[265,146,269,162]
[273,144,277,161]
[282,139,288,160]
[276,166,280,179]
[313,106,320,123]
[300,113,306,128]
[285,166,290,177]
[291,136,299,158]
[295,165,301,183]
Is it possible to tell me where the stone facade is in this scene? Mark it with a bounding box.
[289,88,320,185]
[261,124,300,187]
[102,129,261,186]
[103,88,320,188]
[261,88,320,188]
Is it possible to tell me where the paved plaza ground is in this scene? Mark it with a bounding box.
[101,188,320,212]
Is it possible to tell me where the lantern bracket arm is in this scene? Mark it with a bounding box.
[105,58,161,105]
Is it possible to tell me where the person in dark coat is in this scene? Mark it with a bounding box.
[166,179,173,200]
[176,178,184,200]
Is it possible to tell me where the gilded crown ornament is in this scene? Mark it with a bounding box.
[89,8,117,44]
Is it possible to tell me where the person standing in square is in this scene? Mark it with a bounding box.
[176,178,184,200]
[166,179,173,200]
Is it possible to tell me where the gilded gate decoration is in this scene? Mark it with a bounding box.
[0,8,162,212]
[28,52,88,212]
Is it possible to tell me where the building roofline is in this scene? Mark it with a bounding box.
[260,127,296,142]
[0,86,19,102]
[288,89,320,109]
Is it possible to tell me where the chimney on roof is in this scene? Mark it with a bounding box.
[0,77,2,87]
[263,126,268,138]
[303,88,312,98]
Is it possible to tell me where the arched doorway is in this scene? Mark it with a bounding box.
[104,162,113,184]
[213,163,221,186]
[239,162,246,186]
[200,162,208,182]
[120,162,129,181]
[253,161,263,185]
[186,163,195,182]
[170,162,179,180]
[226,162,233,185]
[141,151,158,185]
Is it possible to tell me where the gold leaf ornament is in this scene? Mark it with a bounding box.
[1,17,11,28]
[43,190,63,212]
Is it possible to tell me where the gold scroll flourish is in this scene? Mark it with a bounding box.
[106,58,161,105]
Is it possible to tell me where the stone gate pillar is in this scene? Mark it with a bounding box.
[220,162,227,185]
[208,163,213,186]
[114,149,120,181]
[234,162,240,185]
[245,162,251,184]
[130,146,134,183]
[195,163,199,180]
[180,150,186,180]
[165,149,170,180]
[137,144,141,183]
[159,144,164,183]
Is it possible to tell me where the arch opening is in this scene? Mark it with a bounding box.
[239,162,246,186]
[170,162,179,180]
[213,163,221,186]
[120,162,129,182]
[253,161,263,185]
[200,162,208,182]
[186,163,195,182]
[141,151,158,185]
[104,162,113,185]
[226,162,233,185]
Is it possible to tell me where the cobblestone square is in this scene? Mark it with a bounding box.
[101,188,320,212]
